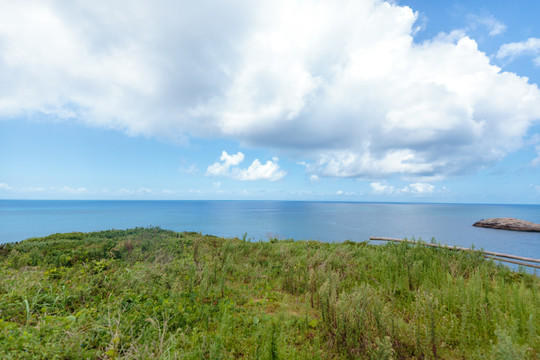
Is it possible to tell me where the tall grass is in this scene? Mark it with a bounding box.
[0,228,538,359]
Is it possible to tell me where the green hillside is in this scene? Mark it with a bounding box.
[0,228,538,359]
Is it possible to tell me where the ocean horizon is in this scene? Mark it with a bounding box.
[2,200,539,265]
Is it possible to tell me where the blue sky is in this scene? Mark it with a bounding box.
[1,0,540,203]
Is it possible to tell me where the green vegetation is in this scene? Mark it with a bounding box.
[0,227,538,359]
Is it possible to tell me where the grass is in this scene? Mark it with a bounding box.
[0,227,538,359]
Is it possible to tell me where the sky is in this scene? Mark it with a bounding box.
[1,0,540,203]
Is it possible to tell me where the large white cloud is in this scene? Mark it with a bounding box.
[1,0,540,180]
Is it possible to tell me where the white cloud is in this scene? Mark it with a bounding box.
[206,151,245,177]
[408,182,435,194]
[235,158,286,181]
[207,151,286,181]
[531,145,540,167]
[137,187,153,194]
[468,14,506,36]
[108,187,155,195]
[1,1,540,181]
[57,186,88,194]
[370,182,396,195]
[370,181,436,195]
[310,174,320,183]
[21,186,46,192]
[333,190,361,196]
[0,182,11,190]
[116,189,133,195]
[178,164,199,174]
[497,37,540,64]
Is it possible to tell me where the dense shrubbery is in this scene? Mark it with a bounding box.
[0,228,538,359]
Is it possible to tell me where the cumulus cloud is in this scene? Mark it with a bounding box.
[236,158,286,181]
[0,182,12,190]
[1,0,540,180]
[497,37,540,64]
[370,181,435,195]
[206,151,245,177]
[206,151,286,181]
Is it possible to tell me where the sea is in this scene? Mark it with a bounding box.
[1,200,539,265]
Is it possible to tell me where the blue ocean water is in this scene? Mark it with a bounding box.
[1,200,539,262]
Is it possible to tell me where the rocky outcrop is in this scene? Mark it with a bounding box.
[473,217,540,232]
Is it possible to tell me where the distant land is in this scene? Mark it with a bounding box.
[473,217,540,232]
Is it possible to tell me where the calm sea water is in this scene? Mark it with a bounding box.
[1,200,539,261]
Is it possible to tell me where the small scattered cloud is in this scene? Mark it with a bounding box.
[236,158,286,181]
[1,184,174,197]
[411,12,428,36]
[206,151,245,177]
[309,174,320,183]
[408,182,435,194]
[137,187,153,194]
[206,151,286,181]
[57,186,88,194]
[531,145,540,167]
[21,186,46,192]
[467,14,506,37]
[178,164,199,174]
[370,181,436,195]
[113,187,154,195]
[370,182,395,195]
[334,190,362,196]
[497,37,540,65]
[116,188,133,195]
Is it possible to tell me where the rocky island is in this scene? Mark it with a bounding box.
[473,217,540,232]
